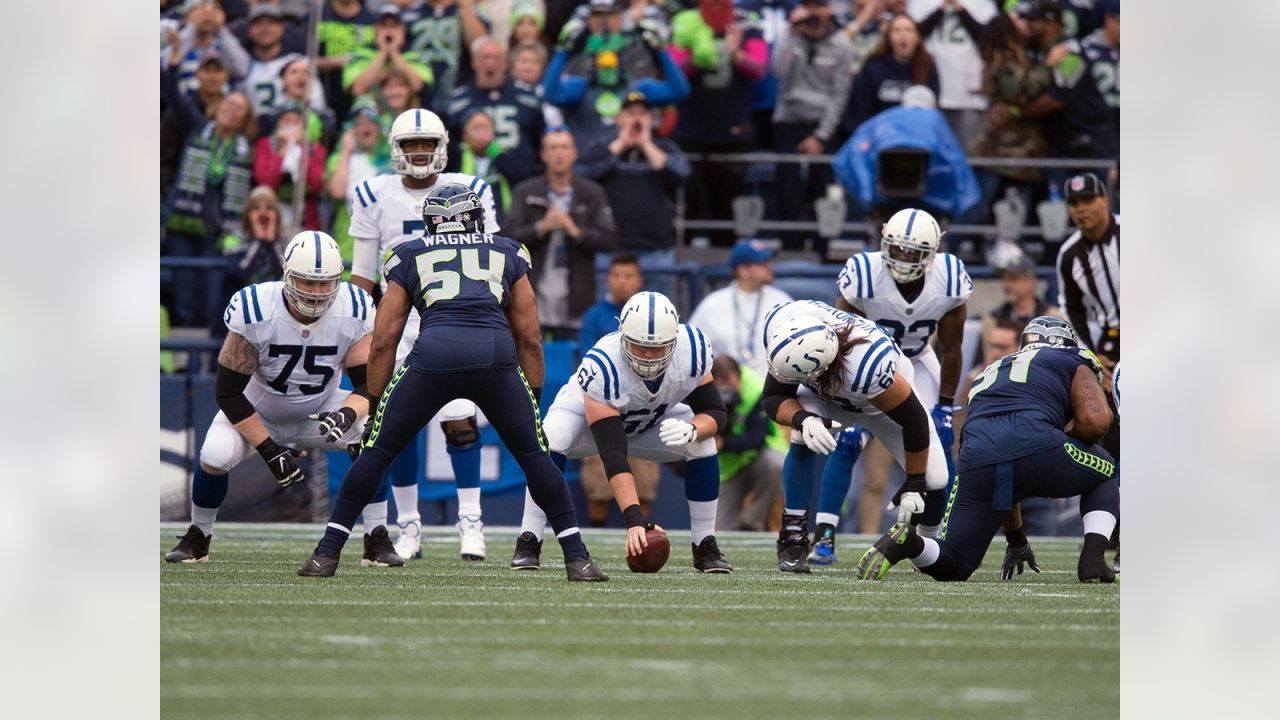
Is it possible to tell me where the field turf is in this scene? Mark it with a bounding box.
[161,523,1118,720]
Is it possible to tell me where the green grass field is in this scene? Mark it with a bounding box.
[161,523,1118,720]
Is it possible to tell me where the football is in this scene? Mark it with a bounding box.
[626,528,671,573]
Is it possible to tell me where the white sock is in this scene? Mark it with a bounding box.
[815,512,840,528]
[520,487,548,540]
[910,537,940,568]
[1082,510,1117,539]
[392,485,420,526]
[556,527,581,539]
[688,500,718,545]
[457,487,482,518]
[191,504,218,537]
[916,523,941,539]
[362,501,388,531]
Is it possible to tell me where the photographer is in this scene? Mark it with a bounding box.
[345,5,434,103]
[711,355,784,532]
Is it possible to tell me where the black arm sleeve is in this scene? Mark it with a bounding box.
[588,415,632,480]
[683,381,727,434]
[884,390,931,454]
[760,374,799,423]
[347,364,375,404]
[721,397,770,454]
[916,8,944,37]
[215,364,257,424]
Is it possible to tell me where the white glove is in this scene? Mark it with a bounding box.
[659,418,698,447]
[890,492,926,522]
[799,415,842,455]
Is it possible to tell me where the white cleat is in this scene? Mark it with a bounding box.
[394,520,422,560]
[458,514,486,560]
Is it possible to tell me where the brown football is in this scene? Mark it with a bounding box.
[626,528,671,573]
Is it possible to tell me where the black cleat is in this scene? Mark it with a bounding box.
[777,512,811,573]
[510,532,543,570]
[1112,546,1120,574]
[692,536,733,573]
[856,522,921,580]
[361,526,405,567]
[164,525,210,563]
[1078,534,1116,583]
[565,555,609,582]
[298,551,339,577]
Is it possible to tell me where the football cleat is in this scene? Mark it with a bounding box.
[1112,546,1120,574]
[164,525,210,564]
[856,521,918,580]
[298,551,339,577]
[457,514,486,560]
[692,536,733,573]
[808,525,838,565]
[776,513,812,573]
[565,555,609,582]
[1078,534,1116,583]
[394,520,422,560]
[361,526,405,567]
[510,531,543,570]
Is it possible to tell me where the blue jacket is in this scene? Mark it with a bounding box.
[577,297,624,360]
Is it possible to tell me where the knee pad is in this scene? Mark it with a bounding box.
[541,414,576,455]
[441,416,479,449]
[199,424,242,472]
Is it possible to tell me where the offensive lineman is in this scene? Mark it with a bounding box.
[760,301,948,573]
[511,292,734,573]
[165,232,402,567]
[349,107,500,561]
[299,184,607,580]
[809,208,971,564]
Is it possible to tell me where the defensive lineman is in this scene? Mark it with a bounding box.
[348,107,500,561]
[165,232,402,567]
[512,292,734,573]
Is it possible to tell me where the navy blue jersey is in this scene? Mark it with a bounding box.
[383,232,532,333]
[1034,35,1116,158]
[402,3,492,97]
[444,80,545,162]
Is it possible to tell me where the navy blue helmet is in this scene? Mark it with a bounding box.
[1020,316,1080,349]
[422,183,483,235]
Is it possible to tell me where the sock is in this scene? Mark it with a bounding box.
[1081,510,1117,539]
[318,522,352,556]
[910,536,940,568]
[448,440,482,492]
[392,483,420,526]
[325,447,395,548]
[362,501,388,531]
[457,487,481,518]
[688,500,717,545]
[782,510,807,532]
[191,505,219,538]
[818,448,854,519]
[916,523,941,539]
[520,487,548,540]
[189,466,228,537]
[815,512,840,530]
[550,451,567,473]
[783,443,817,511]
[556,527,588,561]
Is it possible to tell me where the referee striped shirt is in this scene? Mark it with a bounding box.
[1056,215,1120,352]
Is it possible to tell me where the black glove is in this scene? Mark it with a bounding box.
[310,407,357,444]
[256,437,304,487]
[999,543,1041,580]
[348,409,377,459]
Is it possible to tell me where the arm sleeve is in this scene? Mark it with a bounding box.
[540,49,586,108]
[214,363,257,424]
[350,236,382,283]
[760,374,799,422]
[214,28,251,80]
[884,386,930,453]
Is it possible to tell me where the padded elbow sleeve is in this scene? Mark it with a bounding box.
[761,374,799,422]
[684,382,728,433]
[885,391,931,454]
[214,364,256,424]
[347,364,374,402]
[589,415,632,480]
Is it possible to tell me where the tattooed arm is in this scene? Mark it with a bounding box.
[1068,364,1114,444]
[216,331,269,446]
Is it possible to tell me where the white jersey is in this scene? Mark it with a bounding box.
[223,281,375,420]
[907,0,998,111]
[573,326,714,436]
[837,251,971,359]
[241,55,327,116]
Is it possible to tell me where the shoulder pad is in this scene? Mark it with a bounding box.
[353,178,380,209]
[838,253,875,301]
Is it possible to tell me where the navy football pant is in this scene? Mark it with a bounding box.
[922,439,1119,582]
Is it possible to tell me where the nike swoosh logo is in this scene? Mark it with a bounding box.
[782,561,798,568]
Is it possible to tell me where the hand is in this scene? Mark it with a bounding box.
[1097,354,1117,390]
[796,135,825,155]
[208,2,226,30]
[633,119,652,148]
[931,403,956,448]
[659,418,698,447]
[165,27,182,65]
[888,475,928,520]
[625,522,663,557]
[558,18,588,54]
[1045,41,1071,67]
[723,23,743,56]
[539,208,566,232]
[637,17,666,52]
[799,415,841,455]
[999,543,1041,580]
[258,438,304,487]
[349,407,377,459]
[311,407,358,444]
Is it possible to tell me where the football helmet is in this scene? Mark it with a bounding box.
[765,316,840,384]
[389,108,448,178]
[617,291,679,380]
[282,231,343,318]
[422,183,483,235]
[880,208,943,283]
[1020,315,1080,349]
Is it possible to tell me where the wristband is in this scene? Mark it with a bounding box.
[532,386,543,403]
[790,410,816,431]
[622,504,649,529]
[938,395,954,407]
[255,437,285,459]
[1004,525,1029,548]
[903,472,927,494]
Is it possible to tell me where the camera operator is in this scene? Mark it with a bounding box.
[710,355,785,532]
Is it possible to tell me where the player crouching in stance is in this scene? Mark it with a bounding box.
[511,292,734,573]
[165,232,402,567]
[855,317,1119,583]
[298,183,607,580]
[760,301,948,573]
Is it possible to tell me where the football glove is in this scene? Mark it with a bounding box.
[799,415,842,455]
[256,438,304,488]
[888,474,928,521]
[931,403,958,447]
[659,418,698,447]
[310,407,357,444]
[999,543,1041,580]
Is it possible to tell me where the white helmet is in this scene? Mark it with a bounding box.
[282,231,344,318]
[765,316,840,384]
[617,291,680,380]
[880,208,943,283]
[389,108,449,178]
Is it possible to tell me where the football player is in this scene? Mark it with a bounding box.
[511,291,734,574]
[760,300,948,573]
[165,232,398,566]
[299,184,607,581]
[348,107,500,562]
[809,208,971,564]
[856,316,1118,583]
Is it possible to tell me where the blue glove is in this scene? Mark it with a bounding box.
[931,403,957,447]
[835,426,870,461]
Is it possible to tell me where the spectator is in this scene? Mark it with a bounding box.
[345,5,434,104]
[401,0,491,103]
[276,56,335,145]
[736,0,796,149]
[161,1,250,97]
[687,239,793,379]
[577,91,690,265]
[912,0,999,150]
[326,106,393,273]
[163,90,257,328]
[241,5,314,117]
[364,69,422,130]
[162,53,229,198]
[218,185,287,310]
[504,129,618,334]
[560,0,672,84]
[566,0,671,41]
[315,0,376,124]
[509,41,569,130]
[229,0,308,55]
[509,0,546,47]
[1085,0,1120,162]
[454,109,531,220]
[771,0,854,242]
[843,0,902,75]
[711,355,784,532]
[840,12,939,136]
[444,36,546,185]
[973,251,1060,363]
[253,105,327,231]
[669,0,768,245]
